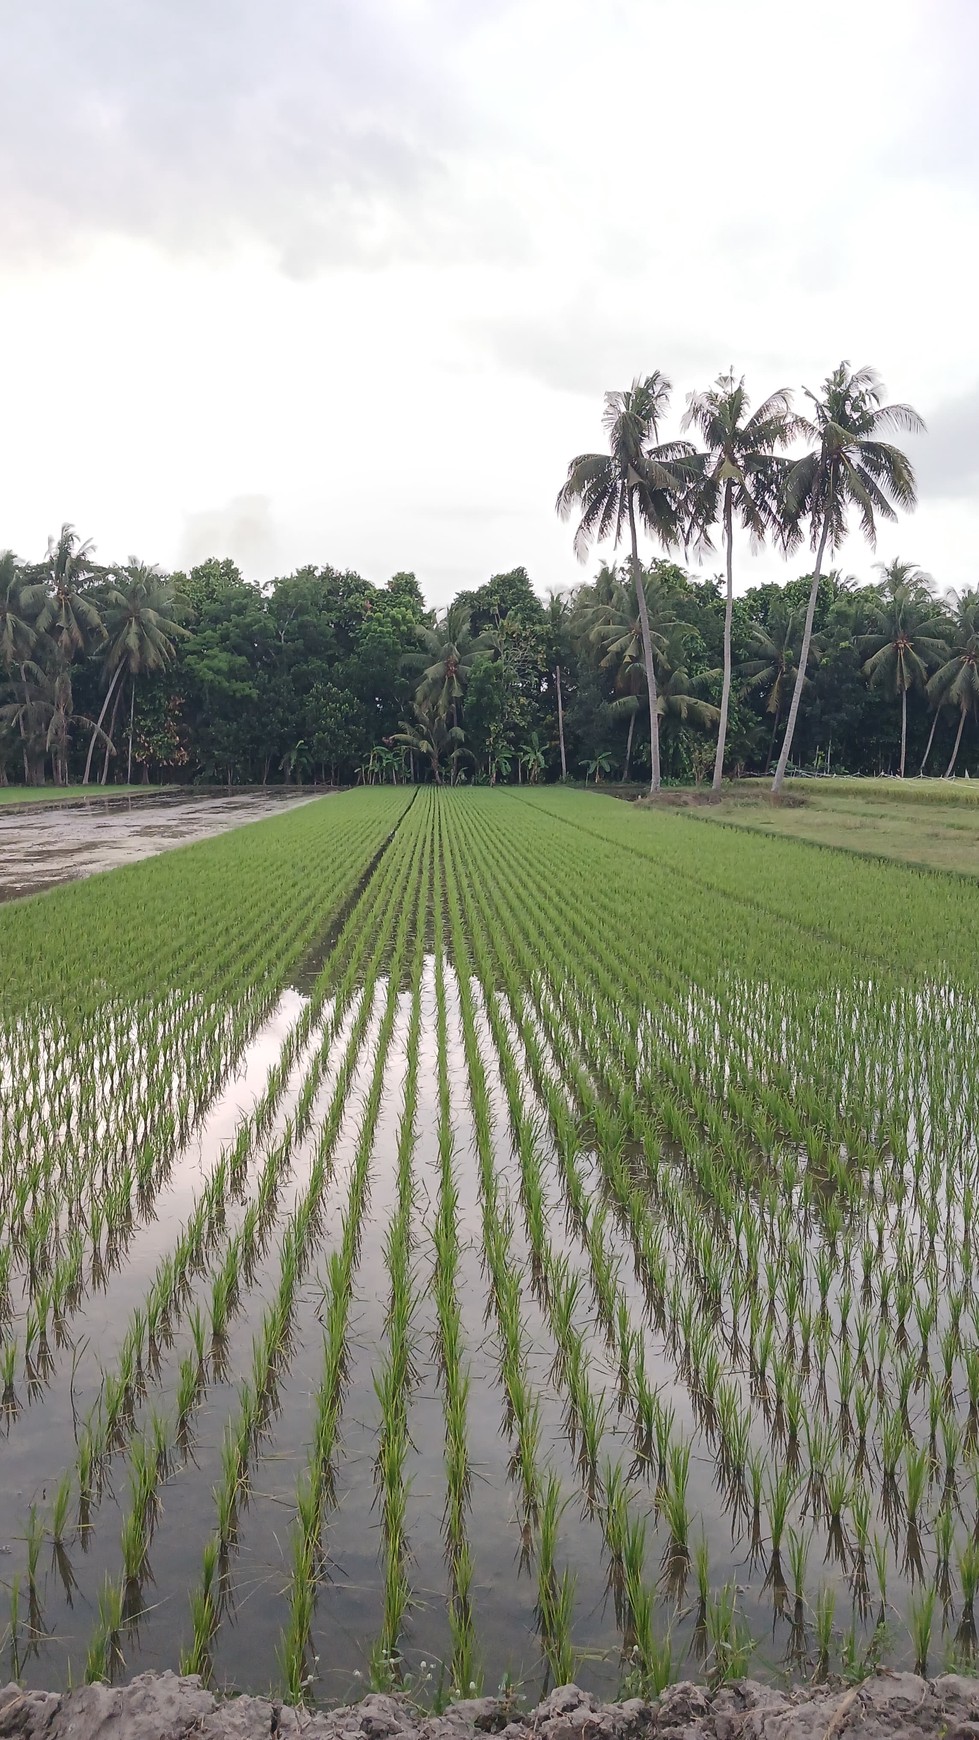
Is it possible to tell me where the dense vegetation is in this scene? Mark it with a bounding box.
[2,788,979,1697]
[2,365,976,791]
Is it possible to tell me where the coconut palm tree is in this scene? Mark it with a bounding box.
[656,631,721,734]
[393,701,466,784]
[771,365,922,793]
[32,525,106,781]
[682,372,798,791]
[1,668,111,784]
[925,588,979,777]
[35,524,103,662]
[0,552,44,672]
[588,566,679,781]
[83,563,190,784]
[408,604,488,728]
[857,561,948,777]
[739,610,818,773]
[556,374,698,793]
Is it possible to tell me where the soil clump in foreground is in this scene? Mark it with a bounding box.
[2,1674,979,1740]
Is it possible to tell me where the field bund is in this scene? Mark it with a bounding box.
[1,789,977,1703]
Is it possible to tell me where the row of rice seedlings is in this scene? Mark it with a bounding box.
[180,811,434,1689]
[363,827,432,1690]
[462,807,845,1489]
[427,833,479,1698]
[447,807,656,1684]
[2,791,410,1017]
[445,805,693,1679]
[458,833,720,1605]
[533,1470,577,1690]
[0,795,413,1336]
[432,807,897,1649]
[6,801,433,1671]
[276,799,435,1701]
[455,796,979,1663]
[440,831,548,1552]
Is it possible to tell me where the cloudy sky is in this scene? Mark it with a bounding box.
[1,0,976,605]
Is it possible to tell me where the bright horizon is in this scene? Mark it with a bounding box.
[1,0,976,607]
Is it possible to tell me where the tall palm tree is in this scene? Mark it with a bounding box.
[33,525,105,782]
[857,561,948,777]
[35,524,103,662]
[739,610,818,773]
[82,563,190,784]
[682,372,798,791]
[409,604,487,727]
[771,364,922,793]
[925,588,979,777]
[556,374,697,793]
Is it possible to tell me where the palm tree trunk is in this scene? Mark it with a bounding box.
[628,495,661,794]
[899,687,908,778]
[764,706,781,775]
[945,703,967,777]
[101,683,124,784]
[83,661,124,785]
[772,509,832,795]
[920,707,940,775]
[127,678,135,785]
[712,485,734,793]
[555,664,567,778]
[623,710,635,781]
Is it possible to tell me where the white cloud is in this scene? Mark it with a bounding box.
[0,0,975,607]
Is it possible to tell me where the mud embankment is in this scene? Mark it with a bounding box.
[2,1674,979,1740]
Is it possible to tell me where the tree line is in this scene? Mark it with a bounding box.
[557,359,976,794]
[0,364,976,790]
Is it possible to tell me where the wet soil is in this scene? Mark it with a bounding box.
[1,1673,976,1740]
[0,789,329,902]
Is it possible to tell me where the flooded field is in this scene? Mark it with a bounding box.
[0,789,323,901]
[1,788,978,1702]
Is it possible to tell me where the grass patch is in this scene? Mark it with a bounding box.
[696,780,979,876]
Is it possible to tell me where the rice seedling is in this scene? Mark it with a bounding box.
[704,1584,752,1688]
[84,1575,125,1684]
[180,1535,221,1680]
[813,1584,836,1680]
[909,1586,936,1677]
[4,1577,22,1681]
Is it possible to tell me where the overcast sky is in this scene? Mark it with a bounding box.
[1,0,976,606]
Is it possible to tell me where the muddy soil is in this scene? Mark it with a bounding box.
[0,789,327,901]
[1,1675,977,1740]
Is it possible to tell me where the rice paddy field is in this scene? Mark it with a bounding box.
[698,778,979,879]
[2,786,979,1701]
